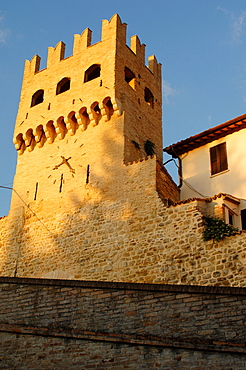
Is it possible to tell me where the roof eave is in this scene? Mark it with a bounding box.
[164,114,246,157]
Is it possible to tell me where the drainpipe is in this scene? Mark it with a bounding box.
[170,146,183,188]
[178,156,182,188]
[163,146,183,188]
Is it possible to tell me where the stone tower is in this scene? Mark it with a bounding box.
[1,15,179,280]
[11,14,162,215]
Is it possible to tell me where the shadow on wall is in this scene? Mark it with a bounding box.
[1,114,162,281]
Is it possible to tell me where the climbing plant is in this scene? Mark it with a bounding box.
[203,216,238,242]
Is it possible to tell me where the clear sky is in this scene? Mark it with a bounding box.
[1,0,246,216]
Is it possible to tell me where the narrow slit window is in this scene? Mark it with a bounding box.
[34,182,38,200]
[210,142,228,175]
[59,174,64,192]
[84,64,101,83]
[86,165,90,184]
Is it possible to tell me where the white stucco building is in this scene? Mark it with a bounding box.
[164,114,246,230]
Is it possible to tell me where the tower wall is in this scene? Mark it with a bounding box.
[11,14,162,215]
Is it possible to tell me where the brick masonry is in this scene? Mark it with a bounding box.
[0,277,245,369]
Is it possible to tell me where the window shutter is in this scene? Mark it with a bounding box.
[210,142,228,175]
[210,146,218,175]
[218,143,228,172]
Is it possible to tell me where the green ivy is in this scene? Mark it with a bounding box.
[203,216,238,242]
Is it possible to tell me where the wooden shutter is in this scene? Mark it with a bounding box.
[218,143,228,172]
[210,143,228,175]
[210,146,218,175]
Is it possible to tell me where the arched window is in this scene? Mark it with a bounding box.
[144,87,154,108]
[125,67,136,89]
[31,89,44,107]
[56,77,70,95]
[84,64,101,83]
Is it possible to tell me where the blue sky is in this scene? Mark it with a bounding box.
[1,0,246,216]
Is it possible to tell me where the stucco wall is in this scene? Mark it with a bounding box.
[180,129,246,201]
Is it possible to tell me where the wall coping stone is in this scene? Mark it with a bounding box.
[1,276,246,296]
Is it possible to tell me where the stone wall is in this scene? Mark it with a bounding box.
[156,159,180,204]
[1,173,246,286]
[0,277,245,369]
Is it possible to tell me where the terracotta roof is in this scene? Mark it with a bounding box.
[171,192,240,207]
[164,114,246,157]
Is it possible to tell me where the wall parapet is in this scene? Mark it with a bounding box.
[1,276,246,295]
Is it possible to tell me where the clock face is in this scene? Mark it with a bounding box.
[45,138,86,191]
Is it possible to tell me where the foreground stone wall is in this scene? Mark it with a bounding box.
[0,277,245,369]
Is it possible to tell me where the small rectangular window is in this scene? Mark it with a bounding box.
[210,142,228,175]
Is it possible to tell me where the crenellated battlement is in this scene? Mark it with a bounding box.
[15,14,162,163]
[23,14,159,77]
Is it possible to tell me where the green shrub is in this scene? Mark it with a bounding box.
[203,216,238,242]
